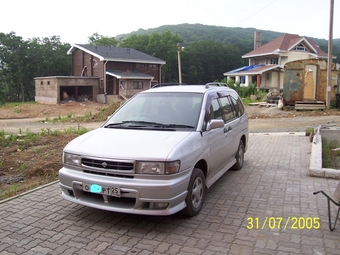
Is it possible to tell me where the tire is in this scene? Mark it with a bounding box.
[266,96,280,104]
[232,140,244,170]
[181,168,206,217]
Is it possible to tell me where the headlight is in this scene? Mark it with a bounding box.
[63,152,82,167]
[136,161,180,175]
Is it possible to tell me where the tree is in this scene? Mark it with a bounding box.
[88,32,118,46]
[120,34,150,52]
[0,32,71,102]
[180,40,250,84]
[181,40,228,84]
[121,31,183,82]
[0,32,29,101]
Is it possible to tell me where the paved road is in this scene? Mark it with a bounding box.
[1,133,339,255]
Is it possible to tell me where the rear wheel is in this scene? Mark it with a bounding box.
[182,168,206,217]
[232,140,244,170]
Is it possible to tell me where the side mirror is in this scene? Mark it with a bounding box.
[207,119,224,131]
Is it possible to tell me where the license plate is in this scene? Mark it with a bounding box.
[83,183,121,197]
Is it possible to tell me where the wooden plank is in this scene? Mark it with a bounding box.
[295,100,324,104]
[248,102,267,106]
[258,103,277,108]
[295,104,325,110]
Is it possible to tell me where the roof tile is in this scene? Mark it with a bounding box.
[243,33,327,58]
[70,44,166,64]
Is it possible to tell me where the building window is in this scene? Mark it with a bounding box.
[133,81,143,89]
[149,64,158,69]
[266,73,270,80]
[120,81,125,90]
[136,63,146,69]
[294,43,308,52]
[47,81,50,85]
[40,81,43,85]
[270,58,278,64]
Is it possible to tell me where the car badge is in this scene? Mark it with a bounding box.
[102,162,108,168]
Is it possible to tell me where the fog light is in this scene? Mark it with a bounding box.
[153,202,169,209]
[61,187,74,197]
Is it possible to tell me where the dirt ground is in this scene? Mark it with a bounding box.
[0,102,105,200]
[0,101,340,201]
[0,101,105,119]
[246,104,340,132]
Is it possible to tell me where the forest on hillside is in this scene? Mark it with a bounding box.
[117,23,340,57]
[1,24,340,102]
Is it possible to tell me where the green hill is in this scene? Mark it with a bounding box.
[117,23,339,61]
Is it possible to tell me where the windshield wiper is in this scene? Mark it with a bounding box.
[103,123,125,128]
[122,120,165,127]
[104,121,193,130]
[161,124,195,128]
[125,121,194,129]
[104,121,173,130]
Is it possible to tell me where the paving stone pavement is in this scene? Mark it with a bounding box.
[0,133,339,255]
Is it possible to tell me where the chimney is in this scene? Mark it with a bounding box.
[254,31,262,50]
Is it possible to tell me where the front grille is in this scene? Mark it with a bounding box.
[82,158,134,171]
[83,170,134,178]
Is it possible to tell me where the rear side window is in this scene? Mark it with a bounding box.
[229,91,245,117]
[208,99,223,120]
[219,96,235,122]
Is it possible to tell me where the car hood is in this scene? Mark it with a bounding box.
[64,128,192,161]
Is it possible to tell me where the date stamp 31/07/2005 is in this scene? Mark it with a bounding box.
[246,217,321,230]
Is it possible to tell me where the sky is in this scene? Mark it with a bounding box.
[2,0,339,45]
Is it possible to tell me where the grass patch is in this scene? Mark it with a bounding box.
[72,102,121,123]
[322,138,340,169]
[40,102,120,124]
[0,126,90,151]
[0,101,36,108]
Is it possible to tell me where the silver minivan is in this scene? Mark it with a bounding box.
[59,84,248,216]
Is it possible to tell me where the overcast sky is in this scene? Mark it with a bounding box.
[2,0,339,44]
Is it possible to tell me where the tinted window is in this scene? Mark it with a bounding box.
[208,99,223,121]
[229,91,245,117]
[219,96,235,122]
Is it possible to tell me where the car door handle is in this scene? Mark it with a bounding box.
[224,126,232,133]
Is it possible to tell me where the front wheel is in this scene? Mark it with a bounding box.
[232,140,244,170]
[182,168,206,217]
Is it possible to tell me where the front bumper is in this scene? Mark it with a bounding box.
[59,167,191,216]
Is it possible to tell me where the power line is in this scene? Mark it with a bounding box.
[235,0,279,27]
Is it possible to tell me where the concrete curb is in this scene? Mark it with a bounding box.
[309,130,340,179]
[250,132,305,136]
[0,180,59,204]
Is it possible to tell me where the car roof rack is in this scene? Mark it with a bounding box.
[205,82,228,88]
[152,83,187,88]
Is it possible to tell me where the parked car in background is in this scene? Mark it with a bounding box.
[59,83,249,216]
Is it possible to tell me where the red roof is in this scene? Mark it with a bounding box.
[242,33,328,58]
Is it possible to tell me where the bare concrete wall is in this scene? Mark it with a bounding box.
[34,76,99,104]
[320,127,340,145]
[35,78,58,104]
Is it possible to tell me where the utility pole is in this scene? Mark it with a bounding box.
[177,43,184,83]
[326,0,334,109]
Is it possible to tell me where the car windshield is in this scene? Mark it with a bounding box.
[106,92,203,129]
